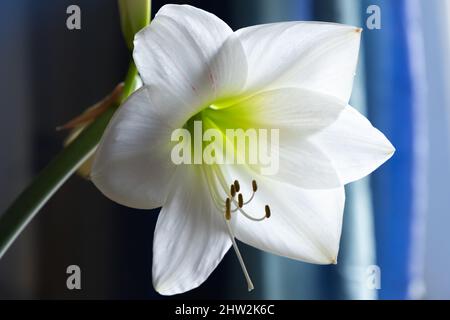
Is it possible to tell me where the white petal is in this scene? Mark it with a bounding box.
[223,165,345,264]
[274,139,341,189]
[310,106,395,184]
[205,88,345,189]
[91,86,179,209]
[133,4,247,123]
[208,87,346,134]
[152,166,231,295]
[236,22,361,103]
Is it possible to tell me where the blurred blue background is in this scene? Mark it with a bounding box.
[0,0,449,299]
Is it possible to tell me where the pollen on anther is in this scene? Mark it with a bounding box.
[265,205,271,218]
[234,180,241,192]
[225,198,231,220]
[252,180,258,192]
[238,194,244,208]
[230,184,236,197]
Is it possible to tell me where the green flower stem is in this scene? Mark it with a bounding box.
[0,61,138,259]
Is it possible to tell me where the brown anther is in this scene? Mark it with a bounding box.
[225,198,231,220]
[238,194,244,208]
[252,180,258,192]
[264,205,271,218]
[234,180,241,192]
[230,184,236,197]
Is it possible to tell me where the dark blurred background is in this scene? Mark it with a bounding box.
[1,0,450,299]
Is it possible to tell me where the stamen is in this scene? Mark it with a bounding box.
[243,193,255,206]
[204,165,273,292]
[203,166,226,212]
[234,180,241,192]
[225,198,231,220]
[265,205,271,218]
[224,177,268,222]
[238,194,244,208]
[235,206,267,222]
[252,180,258,192]
[230,184,236,198]
[243,180,257,205]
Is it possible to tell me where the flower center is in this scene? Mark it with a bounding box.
[183,105,253,160]
[183,104,273,291]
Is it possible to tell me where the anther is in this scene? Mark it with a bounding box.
[225,198,231,220]
[252,180,258,192]
[238,194,244,208]
[265,205,271,218]
[234,180,241,193]
[230,184,236,198]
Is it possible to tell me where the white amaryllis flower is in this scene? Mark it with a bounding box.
[91,4,394,295]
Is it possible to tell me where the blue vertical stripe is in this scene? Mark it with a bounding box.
[404,0,428,299]
[362,0,414,299]
[421,0,450,299]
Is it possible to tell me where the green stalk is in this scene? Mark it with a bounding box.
[0,61,137,259]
